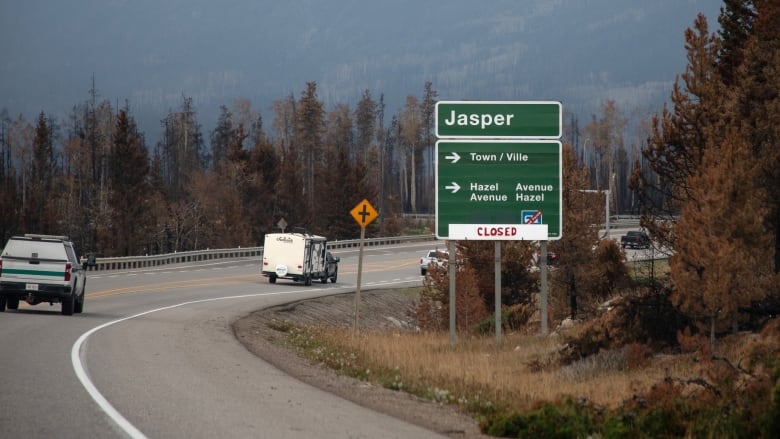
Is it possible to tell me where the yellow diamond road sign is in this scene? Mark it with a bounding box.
[351,199,378,227]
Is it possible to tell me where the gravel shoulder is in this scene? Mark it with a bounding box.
[232,288,491,439]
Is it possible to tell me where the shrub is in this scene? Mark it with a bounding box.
[624,342,652,370]
[482,398,597,438]
[474,303,535,335]
[763,384,780,438]
[561,288,691,364]
[410,262,488,332]
[559,348,626,381]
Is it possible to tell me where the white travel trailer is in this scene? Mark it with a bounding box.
[261,230,338,285]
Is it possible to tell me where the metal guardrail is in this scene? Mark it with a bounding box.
[84,219,648,272]
[87,234,437,272]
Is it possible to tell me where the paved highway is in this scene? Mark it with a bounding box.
[0,241,444,439]
[0,232,657,438]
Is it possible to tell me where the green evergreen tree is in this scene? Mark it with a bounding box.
[274,142,306,231]
[354,89,376,163]
[717,0,757,86]
[245,135,279,241]
[295,82,325,221]
[398,95,421,213]
[108,109,151,256]
[0,113,19,240]
[732,0,780,273]
[550,144,602,319]
[27,112,56,233]
[419,81,438,212]
[210,105,235,170]
[318,104,355,236]
[159,95,206,202]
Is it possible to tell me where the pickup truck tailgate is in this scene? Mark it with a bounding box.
[1,257,68,282]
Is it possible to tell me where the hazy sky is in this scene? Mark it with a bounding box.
[1,0,723,141]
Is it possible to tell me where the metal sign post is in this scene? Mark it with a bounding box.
[448,240,456,346]
[494,241,502,343]
[435,100,563,340]
[349,199,378,333]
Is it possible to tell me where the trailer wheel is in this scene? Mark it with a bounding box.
[304,275,312,286]
[269,275,277,284]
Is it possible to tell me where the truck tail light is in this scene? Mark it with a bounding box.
[65,262,72,281]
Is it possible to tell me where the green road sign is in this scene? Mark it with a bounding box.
[436,101,562,139]
[436,140,562,240]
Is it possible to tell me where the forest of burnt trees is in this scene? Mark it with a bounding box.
[0,72,642,259]
[0,81,441,256]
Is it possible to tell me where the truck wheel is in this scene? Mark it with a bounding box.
[321,273,328,284]
[269,275,277,284]
[61,295,74,316]
[0,298,6,312]
[421,267,427,276]
[74,293,84,314]
[6,297,19,310]
[330,269,338,283]
[304,275,312,286]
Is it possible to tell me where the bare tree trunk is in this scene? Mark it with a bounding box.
[401,153,408,210]
[410,145,416,213]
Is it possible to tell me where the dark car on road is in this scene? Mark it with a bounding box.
[324,251,339,283]
[621,231,651,249]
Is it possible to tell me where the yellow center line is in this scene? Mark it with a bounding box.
[88,274,261,299]
[80,259,419,300]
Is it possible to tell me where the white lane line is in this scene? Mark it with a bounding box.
[70,288,322,439]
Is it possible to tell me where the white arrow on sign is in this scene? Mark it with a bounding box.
[444,152,461,163]
[445,182,461,194]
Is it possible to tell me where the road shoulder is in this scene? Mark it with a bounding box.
[232,289,490,439]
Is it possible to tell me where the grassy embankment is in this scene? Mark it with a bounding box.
[268,252,780,437]
[269,281,697,414]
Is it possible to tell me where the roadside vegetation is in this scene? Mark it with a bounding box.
[266,4,780,437]
[270,270,778,438]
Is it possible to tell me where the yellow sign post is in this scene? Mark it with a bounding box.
[350,199,378,332]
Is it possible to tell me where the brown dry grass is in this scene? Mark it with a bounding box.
[311,326,702,411]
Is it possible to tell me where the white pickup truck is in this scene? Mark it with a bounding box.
[420,249,449,276]
[0,234,87,315]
